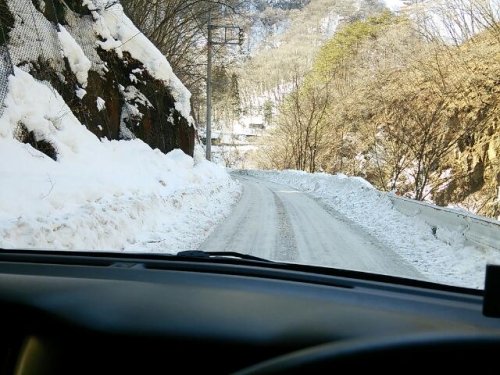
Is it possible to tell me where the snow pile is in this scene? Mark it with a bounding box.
[0,68,240,252]
[85,0,193,122]
[57,25,92,87]
[248,170,500,289]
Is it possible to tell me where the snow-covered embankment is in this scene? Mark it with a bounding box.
[248,170,500,289]
[0,69,240,252]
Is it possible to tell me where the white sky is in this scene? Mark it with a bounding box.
[382,0,406,11]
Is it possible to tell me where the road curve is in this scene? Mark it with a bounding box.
[199,173,422,279]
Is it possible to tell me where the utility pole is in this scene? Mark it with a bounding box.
[206,12,213,161]
[205,14,244,161]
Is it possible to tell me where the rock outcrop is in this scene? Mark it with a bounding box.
[1,0,195,156]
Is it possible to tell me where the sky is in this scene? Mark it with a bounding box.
[382,0,406,12]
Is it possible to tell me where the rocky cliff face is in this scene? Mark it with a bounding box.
[437,122,499,218]
[433,34,499,219]
[1,0,195,156]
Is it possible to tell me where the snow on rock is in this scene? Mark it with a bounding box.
[57,25,92,87]
[85,0,193,123]
[76,88,87,99]
[96,97,106,111]
[248,170,500,289]
[0,68,241,252]
[121,85,153,109]
[6,0,195,156]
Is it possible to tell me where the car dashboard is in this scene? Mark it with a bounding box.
[0,251,500,374]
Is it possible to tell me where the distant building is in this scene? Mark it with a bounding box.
[249,123,265,130]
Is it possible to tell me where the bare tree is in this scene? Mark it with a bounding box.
[263,68,331,173]
[410,0,500,45]
[122,0,244,122]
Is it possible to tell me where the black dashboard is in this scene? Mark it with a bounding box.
[1,251,500,374]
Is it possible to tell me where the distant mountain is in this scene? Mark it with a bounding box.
[235,0,388,129]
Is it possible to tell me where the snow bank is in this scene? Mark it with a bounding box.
[249,170,500,289]
[85,0,193,122]
[0,68,240,252]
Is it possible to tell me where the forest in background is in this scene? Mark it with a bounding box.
[119,0,498,218]
[258,1,499,218]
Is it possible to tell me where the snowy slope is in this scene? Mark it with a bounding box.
[4,0,194,154]
[86,0,193,120]
[248,170,500,289]
[0,68,240,251]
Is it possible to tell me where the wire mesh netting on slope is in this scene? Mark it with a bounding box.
[0,0,102,113]
[0,0,59,118]
[0,0,190,154]
[6,0,65,72]
[0,43,13,117]
[0,0,137,132]
[0,0,14,117]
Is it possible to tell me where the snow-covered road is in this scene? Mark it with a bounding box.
[200,172,423,280]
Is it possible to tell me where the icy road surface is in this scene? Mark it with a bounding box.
[200,172,422,279]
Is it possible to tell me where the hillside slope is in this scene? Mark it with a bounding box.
[0,0,241,251]
[1,0,195,155]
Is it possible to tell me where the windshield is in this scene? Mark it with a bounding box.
[0,0,499,290]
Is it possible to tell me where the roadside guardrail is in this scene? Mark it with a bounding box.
[388,195,500,251]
